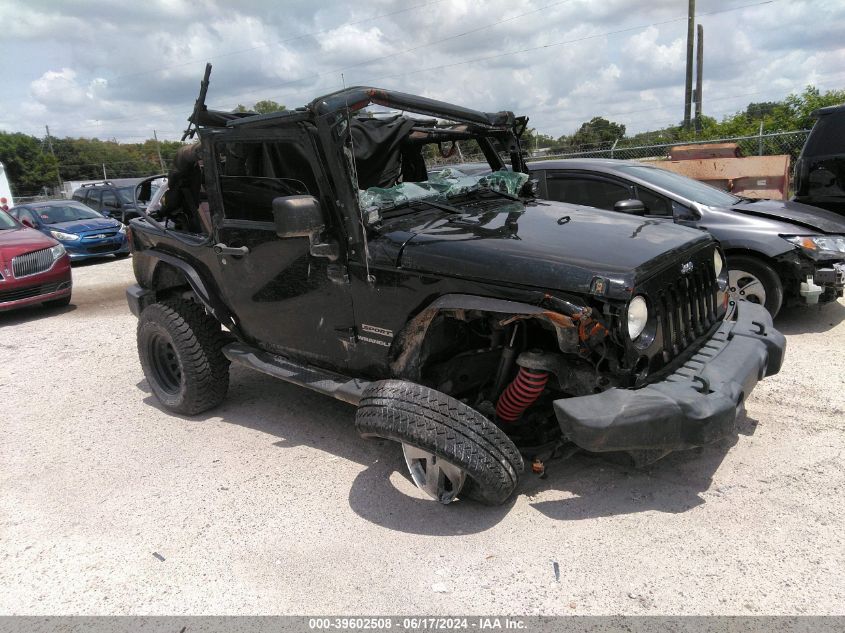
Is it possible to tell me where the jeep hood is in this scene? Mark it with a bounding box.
[728,199,845,234]
[373,200,712,299]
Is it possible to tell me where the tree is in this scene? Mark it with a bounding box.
[0,132,59,195]
[253,99,286,114]
[233,100,287,114]
[570,117,626,148]
[522,127,557,153]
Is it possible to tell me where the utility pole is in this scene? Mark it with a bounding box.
[103,164,107,180]
[153,130,166,172]
[683,0,696,130]
[695,24,704,132]
[45,125,63,193]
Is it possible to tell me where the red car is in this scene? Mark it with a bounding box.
[0,210,72,311]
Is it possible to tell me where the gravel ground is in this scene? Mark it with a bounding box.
[1,256,843,616]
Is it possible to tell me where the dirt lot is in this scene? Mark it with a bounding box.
[1,256,843,615]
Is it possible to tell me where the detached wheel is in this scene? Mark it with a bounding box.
[726,254,784,318]
[356,380,524,505]
[137,299,230,415]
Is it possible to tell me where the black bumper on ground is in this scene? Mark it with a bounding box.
[553,302,786,453]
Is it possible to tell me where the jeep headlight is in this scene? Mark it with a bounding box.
[50,243,66,261]
[713,249,724,277]
[627,295,648,340]
[783,235,845,259]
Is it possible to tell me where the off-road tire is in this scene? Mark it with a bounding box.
[727,254,784,317]
[356,380,524,505]
[137,299,229,415]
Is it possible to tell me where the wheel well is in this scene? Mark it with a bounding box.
[722,248,773,264]
[151,261,192,298]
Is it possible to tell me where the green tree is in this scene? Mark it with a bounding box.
[570,117,626,148]
[253,99,286,114]
[0,132,59,195]
[233,100,287,114]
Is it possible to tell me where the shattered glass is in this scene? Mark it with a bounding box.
[359,168,528,210]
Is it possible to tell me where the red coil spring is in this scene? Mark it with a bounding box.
[495,367,549,423]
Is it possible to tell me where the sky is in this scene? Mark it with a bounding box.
[0,0,843,145]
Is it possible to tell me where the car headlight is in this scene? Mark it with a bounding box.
[118,224,127,234]
[627,295,649,340]
[713,249,724,277]
[50,243,66,260]
[783,235,845,259]
[49,229,80,242]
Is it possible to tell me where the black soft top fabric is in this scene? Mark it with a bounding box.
[350,116,418,189]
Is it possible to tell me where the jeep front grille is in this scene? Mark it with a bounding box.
[12,247,54,278]
[655,264,719,362]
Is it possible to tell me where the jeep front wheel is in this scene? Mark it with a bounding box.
[137,299,230,415]
[355,380,524,505]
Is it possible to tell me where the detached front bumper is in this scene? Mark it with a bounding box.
[553,302,785,453]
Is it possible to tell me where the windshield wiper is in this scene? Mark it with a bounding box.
[412,198,465,215]
[474,185,519,201]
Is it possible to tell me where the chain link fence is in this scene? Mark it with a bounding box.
[531,129,811,163]
[428,130,811,169]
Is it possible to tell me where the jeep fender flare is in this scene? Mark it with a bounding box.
[146,249,240,335]
[389,293,595,381]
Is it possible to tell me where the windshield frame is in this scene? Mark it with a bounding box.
[615,163,742,208]
[29,202,107,225]
[0,210,19,230]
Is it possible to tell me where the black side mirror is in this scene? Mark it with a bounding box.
[614,199,647,215]
[272,195,325,238]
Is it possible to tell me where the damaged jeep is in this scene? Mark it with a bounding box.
[127,65,786,505]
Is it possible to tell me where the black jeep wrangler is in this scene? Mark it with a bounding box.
[127,66,786,505]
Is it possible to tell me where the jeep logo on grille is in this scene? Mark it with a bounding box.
[681,261,694,274]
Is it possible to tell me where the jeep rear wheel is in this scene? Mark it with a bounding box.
[355,380,524,505]
[137,299,230,415]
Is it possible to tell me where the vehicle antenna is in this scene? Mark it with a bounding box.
[342,73,374,284]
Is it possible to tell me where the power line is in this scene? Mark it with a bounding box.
[229,0,575,104]
[42,0,784,138]
[109,0,453,83]
[534,69,845,136]
[57,0,574,134]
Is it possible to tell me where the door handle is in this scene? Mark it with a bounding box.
[214,243,250,256]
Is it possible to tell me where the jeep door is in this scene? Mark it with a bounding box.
[205,128,355,366]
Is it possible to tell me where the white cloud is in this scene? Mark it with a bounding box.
[0,0,842,148]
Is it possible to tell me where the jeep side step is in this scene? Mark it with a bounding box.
[222,343,370,406]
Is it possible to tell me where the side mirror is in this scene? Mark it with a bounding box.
[614,199,647,215]
[272,195,325,238]
[21,218,34,228]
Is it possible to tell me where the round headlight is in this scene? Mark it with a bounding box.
[627,295,648,340]
[713,249,724,277]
